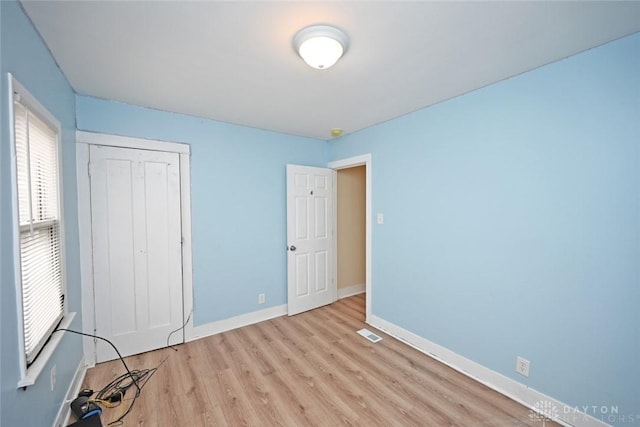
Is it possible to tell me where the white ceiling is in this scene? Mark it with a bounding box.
[21,1,640,141]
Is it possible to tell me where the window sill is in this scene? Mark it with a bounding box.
[17,312,76,389]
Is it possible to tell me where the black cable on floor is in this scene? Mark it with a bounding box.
[54,328,141,394]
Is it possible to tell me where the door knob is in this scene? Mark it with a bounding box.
[289,245,297,251]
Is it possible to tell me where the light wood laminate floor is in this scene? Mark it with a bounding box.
[82,294,557,426]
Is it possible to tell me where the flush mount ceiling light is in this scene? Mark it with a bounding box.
[293,25,349,70]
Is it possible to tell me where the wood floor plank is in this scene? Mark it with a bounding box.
[227,346,294,427]
[299,345,398,426]
[261,336,350,425]
[274,338,364,421]
[305,334,432,427]
[79,296,559,426]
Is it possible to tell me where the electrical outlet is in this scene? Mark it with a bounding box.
[258,293,265,304]
[516,356,530,377]
[50,364,56,391]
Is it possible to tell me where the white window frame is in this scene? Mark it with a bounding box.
[8,74,75,388]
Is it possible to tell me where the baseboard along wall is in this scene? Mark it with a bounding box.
[53,356,88,427]
[368,315,609,427]
[189,304,287,342]
[338,284,365,299]
[190,286,365,343]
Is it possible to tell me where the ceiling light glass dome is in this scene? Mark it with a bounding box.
[293,25,349,70]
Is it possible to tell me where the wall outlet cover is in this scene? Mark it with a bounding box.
[516,356,530,377]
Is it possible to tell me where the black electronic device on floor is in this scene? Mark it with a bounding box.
[66,414,103,427]
[67,389,103,427]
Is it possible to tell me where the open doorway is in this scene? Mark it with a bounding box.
[336,166,366,296]
[329,154,372,322]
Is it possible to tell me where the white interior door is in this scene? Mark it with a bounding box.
[286,165,336,316]
[90,145,183,362]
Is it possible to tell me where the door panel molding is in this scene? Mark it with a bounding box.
[90,145,182,361]
[76,131,193,366]
[286,165,336,316]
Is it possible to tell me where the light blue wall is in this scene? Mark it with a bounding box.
[1,1,83,426]
[330,33,640,424]
[75,96,329,325]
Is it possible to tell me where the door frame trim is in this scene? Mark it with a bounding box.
[75,130,194,365]
[328,154,372,323]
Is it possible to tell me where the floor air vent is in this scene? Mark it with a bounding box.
[357,328,383,343]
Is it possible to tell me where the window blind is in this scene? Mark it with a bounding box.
[13,99,64,365]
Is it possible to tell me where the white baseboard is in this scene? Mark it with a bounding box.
[368,315,609,427]
[52,355,87,427]
[338,284,365,299]
[189,304,287,342]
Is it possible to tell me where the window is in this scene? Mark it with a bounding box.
[11,78,66,372]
